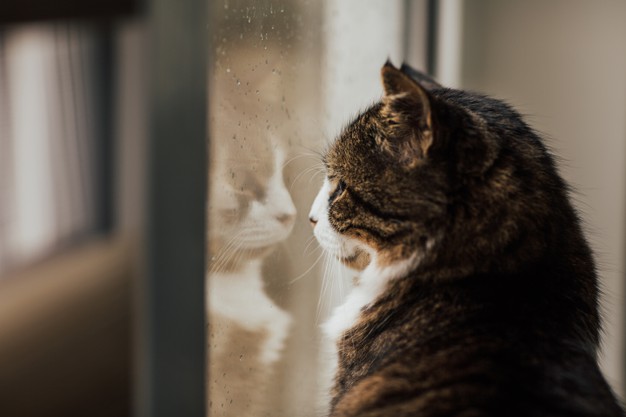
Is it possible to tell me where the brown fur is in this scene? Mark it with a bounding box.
[320,63,623,417]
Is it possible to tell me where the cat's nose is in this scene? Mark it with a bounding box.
[276,212,296,226]
[309,215,318,228]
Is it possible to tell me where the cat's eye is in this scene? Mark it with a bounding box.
[329,179,347,204]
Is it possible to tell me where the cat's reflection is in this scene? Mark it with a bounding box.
[207,112,296,415]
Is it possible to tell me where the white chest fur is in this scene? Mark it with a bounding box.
[321,255,419,343]
[208,260,292,364]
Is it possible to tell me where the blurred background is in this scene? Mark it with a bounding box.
[0,1,624,416]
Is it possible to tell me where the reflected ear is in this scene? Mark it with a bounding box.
[379,61,434,167]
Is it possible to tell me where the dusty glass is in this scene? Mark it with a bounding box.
[206,1,409,415]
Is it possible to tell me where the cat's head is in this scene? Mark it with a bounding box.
[209,139,296,271]
[208,51,297,272]
[310,62,568,276]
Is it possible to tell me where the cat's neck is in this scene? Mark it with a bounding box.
[322,255,420,343]
[324,251,599,354]
[207,258,292,365]
[209,259,264,289]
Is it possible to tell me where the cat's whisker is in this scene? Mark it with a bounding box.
[210,243,238,273]
[229,242,248,272]
[289,163,326,189]
[289,249,326,284]
[316,252,336,325]
[315,252,329,323]
[337,251,358,356]
[303,235,321,255]
[298,145,325,160]
[287,145,325,161]
[282,152,322,170]
[337,252,346,301]
[307,168,326,185]
[209,230,247,273]
[210,236,243,272]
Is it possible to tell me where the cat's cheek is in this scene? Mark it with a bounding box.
[340,248,371,271]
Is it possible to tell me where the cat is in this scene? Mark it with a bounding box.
[309,61,624,417]
[207,49,296,417]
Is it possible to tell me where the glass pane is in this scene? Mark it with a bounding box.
[206,0,410,415]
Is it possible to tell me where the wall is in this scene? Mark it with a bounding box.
[461,0,626,396]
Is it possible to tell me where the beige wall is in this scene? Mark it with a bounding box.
[461,0,626,396]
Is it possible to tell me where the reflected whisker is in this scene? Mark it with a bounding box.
[209,230,247,273]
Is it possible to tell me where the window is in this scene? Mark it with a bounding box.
[207,1,429,415]
[0,23,108,275]
[207,1,626,415]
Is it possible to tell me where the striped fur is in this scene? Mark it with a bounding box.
[309,62,623,417]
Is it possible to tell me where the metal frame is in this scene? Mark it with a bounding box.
[140,0,208,415]
[0,0,138,23]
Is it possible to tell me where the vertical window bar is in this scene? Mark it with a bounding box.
[141,0,208,415]
[426,0,438,75]
[403,0,430,72]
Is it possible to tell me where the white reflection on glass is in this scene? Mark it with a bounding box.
[206,2,305,416]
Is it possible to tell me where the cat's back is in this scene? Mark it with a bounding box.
[331,277,622,417]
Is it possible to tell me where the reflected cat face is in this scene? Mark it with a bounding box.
[208,46,298,272]
[209,142,296,271]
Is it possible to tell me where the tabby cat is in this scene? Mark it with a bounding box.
[309,62,624,417]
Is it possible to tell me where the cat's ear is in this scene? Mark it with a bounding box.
[381,60,432,99]
[399,63,441,91]
[379,61,434,168]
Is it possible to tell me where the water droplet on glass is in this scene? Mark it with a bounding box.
[255,90,260,94]
[236,79,241,86]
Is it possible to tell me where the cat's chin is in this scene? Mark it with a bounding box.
[209,244,278,273]
[241,245,277,258]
